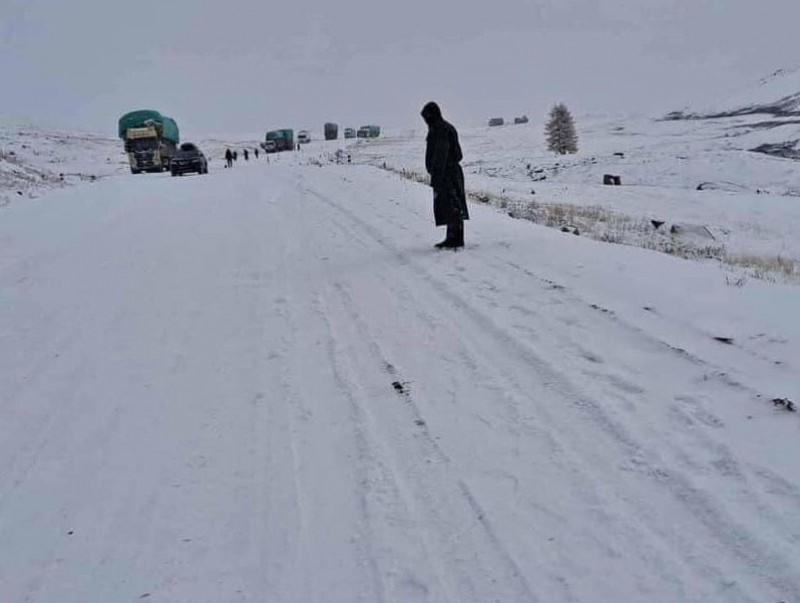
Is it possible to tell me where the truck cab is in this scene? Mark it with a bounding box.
[118,111,179,174]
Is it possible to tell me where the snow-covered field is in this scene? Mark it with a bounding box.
[0,126,123,208]
[346,113,800,282]
[1,127,799,601]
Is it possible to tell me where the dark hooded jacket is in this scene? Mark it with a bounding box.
[421,102,469,226]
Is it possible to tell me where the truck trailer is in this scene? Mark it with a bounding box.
[324,123,338,140]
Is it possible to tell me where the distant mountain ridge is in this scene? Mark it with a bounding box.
[666,66,800,120]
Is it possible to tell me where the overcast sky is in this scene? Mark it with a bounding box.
[2,0,799,138]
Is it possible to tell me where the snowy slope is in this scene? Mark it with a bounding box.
[342,115,800,281]
[1,157,798,602]
[0,126,122,207]
[688,66,800,118]
[664,66,800,163]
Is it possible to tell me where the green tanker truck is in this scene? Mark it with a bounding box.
[263,129,295,152]
[118,110,180,173]
[356,125,381,138]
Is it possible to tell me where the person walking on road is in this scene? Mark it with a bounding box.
[421,101,468,248]
[243,149,249,161]
[225,148,233,168]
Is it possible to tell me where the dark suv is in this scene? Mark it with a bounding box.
[171,143,208,176]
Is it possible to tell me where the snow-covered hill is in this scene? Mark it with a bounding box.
[681,66,800,119]
[0,126,122,207]
[664,66,800,162]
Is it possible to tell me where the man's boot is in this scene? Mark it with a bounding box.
[450,221,464,248]
[434,223,455,248]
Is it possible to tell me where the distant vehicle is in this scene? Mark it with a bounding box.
[263,129,294,152]
[298,130,311,144]
[261,140,278,153]
[488,117,504,127]
[514,115,529,124]
[118,110,179,174]
[357,125,380,138]
[171,142,208,176]
[343,127,356,139]
[324,122,338,140]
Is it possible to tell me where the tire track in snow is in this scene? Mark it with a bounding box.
[298,172,800,601]
[307,293,389,603]
[293,172,538,601]
[299,181,603,600]
[328,281,540,603]
[271,180,390,602]
[324,253,710,602]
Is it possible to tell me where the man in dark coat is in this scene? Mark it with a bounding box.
[225,148,233,168]
[421,101,469,248]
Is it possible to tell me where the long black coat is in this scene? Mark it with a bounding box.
[425,118,469,226]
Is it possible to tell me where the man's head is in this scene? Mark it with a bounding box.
[421,101,443,126]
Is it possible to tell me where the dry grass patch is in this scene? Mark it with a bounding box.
[380,162,799,283]
[724,253,798,281]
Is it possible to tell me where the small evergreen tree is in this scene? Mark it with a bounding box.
[545,103,578,155]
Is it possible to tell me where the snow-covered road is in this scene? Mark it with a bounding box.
[1,162,798,602]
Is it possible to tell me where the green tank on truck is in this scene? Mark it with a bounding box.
[264,129,295,152]
[118,110,180,174]
[357,125,381,138]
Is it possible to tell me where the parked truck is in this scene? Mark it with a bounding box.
[118,110,179,173]
[356,125,381,138]
[324,122,338,141]
[263,129,295,152]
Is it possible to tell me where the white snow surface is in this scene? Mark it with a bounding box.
[1,133,800,602]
